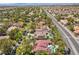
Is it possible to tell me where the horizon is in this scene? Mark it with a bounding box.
[0,3,79,6]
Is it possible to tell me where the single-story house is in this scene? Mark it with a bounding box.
[7,26,18,33]
[74,25,79,35]
[32,40,52,54]
[60,19,68,26]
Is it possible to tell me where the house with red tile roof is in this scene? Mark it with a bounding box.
[32,40,52,54]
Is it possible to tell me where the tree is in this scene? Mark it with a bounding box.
[8,28,23,41]
[55,15,61,21]
[67,24,74,31]
[15,30,23,41]
[0,39,16,55]
[67,17,74,24]
[0,27,6,36]
[16,38,32,55]
[24,21,36,31]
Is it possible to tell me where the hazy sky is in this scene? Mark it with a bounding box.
[0,0,79,3]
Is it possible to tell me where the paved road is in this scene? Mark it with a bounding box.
[44,9,79,55]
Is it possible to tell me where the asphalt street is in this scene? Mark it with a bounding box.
[44,9,79,55]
